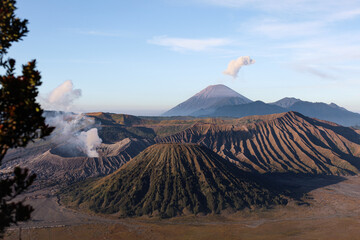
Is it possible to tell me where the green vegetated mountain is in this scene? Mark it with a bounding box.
[163,85,360,127]
[62,144,287,218]
[157,112,360,175]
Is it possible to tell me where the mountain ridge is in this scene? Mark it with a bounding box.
[157,111,360,175]
[163,85,360,126]
[3,110,360,192]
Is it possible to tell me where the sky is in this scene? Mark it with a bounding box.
[8,0,360,115]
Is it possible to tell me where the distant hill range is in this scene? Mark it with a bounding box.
[163,85,360,127]
[2,111,360,191]
[62,144,287,218]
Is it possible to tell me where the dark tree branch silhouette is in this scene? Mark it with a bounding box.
[0,0,53,237]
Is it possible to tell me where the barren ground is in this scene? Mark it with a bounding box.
[4,175,360,240]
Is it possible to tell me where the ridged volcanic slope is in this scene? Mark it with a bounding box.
[63,144,286,218]
[157,112,360,175]
[1,138,153,187]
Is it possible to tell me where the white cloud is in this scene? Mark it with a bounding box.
[276,33,360,79]
[277,33,360,61]
[169,0,360,82]
[322,8,360,21]
[197,0,358,13]
[223,56,255,78]
[250,20,325,38]
[293,65,337,80]
[247,6,360,39]
[79,30,123,37]
[148,36,232,52]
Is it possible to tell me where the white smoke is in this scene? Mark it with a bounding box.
[42,80,82,111]
[78,128,102,157]
[43,80,102,158]
[223,56,256,78]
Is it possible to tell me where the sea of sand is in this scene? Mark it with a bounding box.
[4,175,360,240]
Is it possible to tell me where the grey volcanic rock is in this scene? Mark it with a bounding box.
[163,84,252,116]
[1,138,154,188]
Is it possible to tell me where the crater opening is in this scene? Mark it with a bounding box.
[50,144,87,158]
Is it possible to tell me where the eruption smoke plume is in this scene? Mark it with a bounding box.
[223,56,255,78]
[78,128,102,157]
[42,80,82,111]
[42,80,102,157]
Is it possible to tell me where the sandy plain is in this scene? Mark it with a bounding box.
[4,175,360,240]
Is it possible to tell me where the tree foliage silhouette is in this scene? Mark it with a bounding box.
[0,0,53,237]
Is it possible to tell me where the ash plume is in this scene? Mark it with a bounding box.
[42,80,102,158]
[223,56,255,78]
[78,128,102,157]
[42,80,82,111]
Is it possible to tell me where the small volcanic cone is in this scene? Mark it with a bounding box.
[63,144,287,218]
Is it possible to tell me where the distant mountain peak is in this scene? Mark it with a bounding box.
[282,97,301,101]
[271,97,301,108]
[329,102,347,111]
[194,84,246,99]
[163,84,252,116]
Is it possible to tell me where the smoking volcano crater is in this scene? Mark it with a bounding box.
[50,143,88,158]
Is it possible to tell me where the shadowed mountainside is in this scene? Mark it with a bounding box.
[62,144,287,218]
[157,112,360,175]
[208,100,360,127]
[288,101,360,127]
[210,101,287,118]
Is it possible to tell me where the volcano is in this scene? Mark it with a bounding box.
[63,144,286,218]
[163,84,252,116]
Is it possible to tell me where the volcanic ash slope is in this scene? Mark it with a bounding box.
[158,112,360,175]
[63,144,287,218]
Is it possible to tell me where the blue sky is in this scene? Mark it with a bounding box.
[8,0,360,115]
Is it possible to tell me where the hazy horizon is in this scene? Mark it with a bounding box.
[10,0,360,115]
